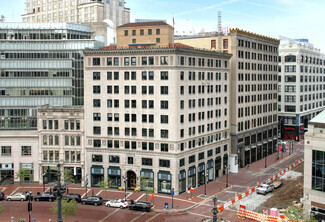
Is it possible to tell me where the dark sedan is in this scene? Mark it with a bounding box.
[62,194,81,203]
[34,192,56,202]
[0,192,4,200]
[81,196,103,206]
[129,201,152,212]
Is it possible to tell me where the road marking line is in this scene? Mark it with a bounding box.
[96,190,103,196]
[145,213,161,222]
[0,187,7,192]
[126,192,133,199]
[135,193,145,202]
[130,212,146,222]
[188,211,211,218]
[153,194,195,203]
[45,187,50,192]
[98,208,120,222]
[100,189,133,194]
[10,187,20,195]
[81,189,91,198]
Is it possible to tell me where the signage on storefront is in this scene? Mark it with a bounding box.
[284,127,295,131]
[21,163,33,169]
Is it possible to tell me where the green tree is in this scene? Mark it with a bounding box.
[284,205,316,222]
[18,219,26,222]
[15,168,31,185]
[63,169,75,194]
[50,199,77,221]
[97,180,114,200]
[139,176,154,201]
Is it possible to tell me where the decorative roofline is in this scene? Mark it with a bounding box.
[84,47,232,58]
[230,28,280,43]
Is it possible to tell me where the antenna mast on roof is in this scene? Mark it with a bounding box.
[217,11,222,52]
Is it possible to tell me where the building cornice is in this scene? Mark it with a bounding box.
[230,28,280,44]
[83,47,232,59]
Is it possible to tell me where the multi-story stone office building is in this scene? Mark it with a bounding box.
[176,29,280,168]
[278,38,325,141]
[21,0,130,28]
[304,110,325,221]
[38,105,84,185]
[83,22,232,194]
[0,22,102,182]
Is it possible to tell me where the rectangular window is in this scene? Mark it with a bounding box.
[92,155,102,162]
[142,158,152,166]
[159,159,170,168]
[93,58,100,66]
[93,72,100,80]
[156,29,160,35]
[2,146,11,156]
[21,146,31,156]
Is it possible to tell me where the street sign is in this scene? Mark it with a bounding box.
[84,175,89,186]
[190,188,194,193]
[171,188,174,196]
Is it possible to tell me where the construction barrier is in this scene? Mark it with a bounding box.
[237,208,289,222]
[218,157,304,212]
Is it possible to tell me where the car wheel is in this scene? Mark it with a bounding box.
[36,199,39,202]
[120,206,123,209]
[7,198,11,201]
[20,198,24,201]
[106,204,110,207]
[82,202,85,205]
[49,199,52,202]
[94,203,98,206]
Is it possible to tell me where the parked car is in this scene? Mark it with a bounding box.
[34,192,56,202]
[62,194,81,203]
[256,184,274,195]
[129,201,152,212]
[6,192,27,201]
[106,199,128,208]
[81,196,103,206]
[0,192,5,200]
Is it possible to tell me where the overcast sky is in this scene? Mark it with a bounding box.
[1,0,324,52]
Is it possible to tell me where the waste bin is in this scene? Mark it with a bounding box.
[164,203,168,209]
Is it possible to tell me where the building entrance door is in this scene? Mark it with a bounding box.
[127,171,136,189]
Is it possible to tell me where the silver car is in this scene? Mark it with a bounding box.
[6,192,27,201]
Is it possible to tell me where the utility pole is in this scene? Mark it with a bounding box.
[211,196,218,222]
[54,163,66,222]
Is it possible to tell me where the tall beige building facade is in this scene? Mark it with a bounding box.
[83,47,231,194]
[304,110,325,221]
[21,0,130,28]
[176,29,280,168]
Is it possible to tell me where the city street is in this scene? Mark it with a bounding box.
[0,140,304,222]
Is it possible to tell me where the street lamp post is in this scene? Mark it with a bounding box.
[211,196,218,222]
[54,163,66,222]
[265,148,267,168]
[225,165,229,188]
[27,190,32,222]
[123,177,128,201]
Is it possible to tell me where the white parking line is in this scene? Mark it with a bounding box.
[98,208,120,222]
[45,187,51,192]
[96,190,103,196]
[146,213,161,222]
[81,189,91,198]
[129,212,146,222]
[0,187,7,192]
[188,211,211,218]
[153,194,195,204]
[126,192,133,199]
[135,194,145,202]
[10,187,20,195]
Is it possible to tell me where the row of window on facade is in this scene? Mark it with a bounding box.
[238,50,278,62]
[238,62,278,71]
[42,135,81,146]
[237,115,277,132]
[238,129,277,145]
[93,70,228,82]
[279,102,325,113]
[93,56,227,68]
[0,146,32,156]
[43,150,81,162]
[279,85,325,93]
[279,65,325,74]
[237,39,278,53]
[42,119,81,130]
[280,55,325,65]
[279,75,325,83]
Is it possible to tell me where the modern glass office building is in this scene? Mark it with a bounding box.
[0,22,103,130]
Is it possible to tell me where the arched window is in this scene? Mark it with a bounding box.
[285,55,296,62]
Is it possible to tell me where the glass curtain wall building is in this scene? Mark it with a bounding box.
[0,22,103,130]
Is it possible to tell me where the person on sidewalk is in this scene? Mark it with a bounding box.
[276,154,279,160]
